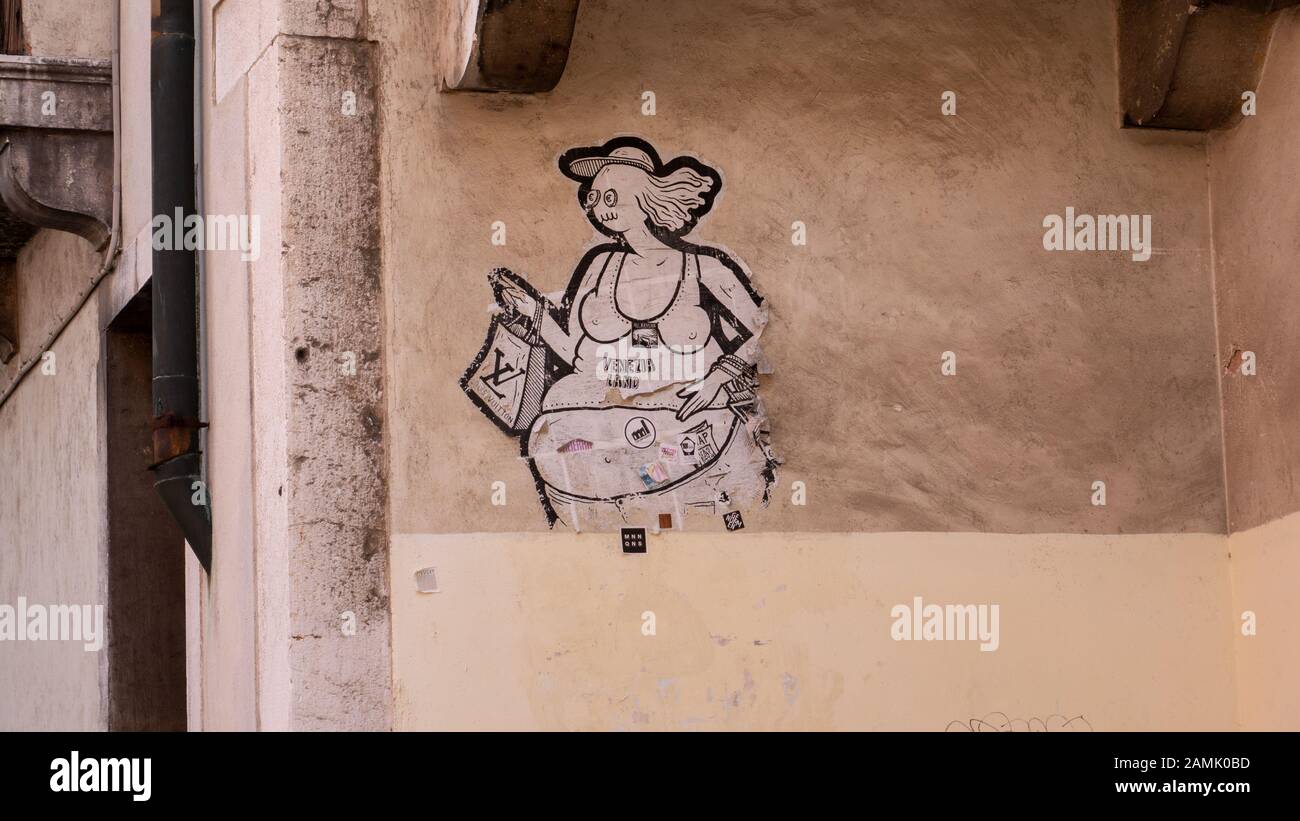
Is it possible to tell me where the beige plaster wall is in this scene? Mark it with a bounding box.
[1230,509,1300,730]
[377,0,1225,537]
[0,230,101,388]
[0,234,106,731]
[392,531,1236,730]
[1209,8,1300,533]
[375,1,1244,729]
[1209,9,1300,732]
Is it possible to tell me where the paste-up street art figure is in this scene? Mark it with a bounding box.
[462,136,778,529]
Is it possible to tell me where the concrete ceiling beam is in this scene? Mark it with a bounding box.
[443,0,581,93]
[1119,0,1299,130]
[0,55,113,256]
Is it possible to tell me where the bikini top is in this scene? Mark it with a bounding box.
[578,251,712,350]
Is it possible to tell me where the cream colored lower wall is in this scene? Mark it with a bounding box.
[391,531,1236,731]
[1230,509,1300,730]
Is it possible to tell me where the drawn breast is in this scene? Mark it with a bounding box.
[579,284,630,344]
[657,305,711,350]
[656,259,711,349]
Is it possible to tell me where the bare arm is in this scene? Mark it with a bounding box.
[698,255,767,364]
[675,255,769,420]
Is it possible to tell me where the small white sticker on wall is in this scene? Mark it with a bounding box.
[414,567,439,593]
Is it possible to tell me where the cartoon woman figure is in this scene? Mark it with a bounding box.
[467,136,777,528]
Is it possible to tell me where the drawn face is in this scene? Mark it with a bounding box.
[585,165,644,233]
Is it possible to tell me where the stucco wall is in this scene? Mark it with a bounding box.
[0,232,106,730]
[0,230,101,388]
[376,0,1239,729]
[392,531,1235,730]
[1231,509,1300,730]
[21,0,113,59]
[0,0,123,729]
[8,0,1294,732]
[1212,8,1300,730]
[378,0,1224,537]
[1209,8,1300,533]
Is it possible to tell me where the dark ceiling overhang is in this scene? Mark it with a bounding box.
[443,0,582,93]
[1119,0,1299,130]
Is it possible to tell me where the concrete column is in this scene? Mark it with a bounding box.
[202,0,390,731]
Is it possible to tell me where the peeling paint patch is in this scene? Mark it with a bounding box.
[1224,348,1243,374]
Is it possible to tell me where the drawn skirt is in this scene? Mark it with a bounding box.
[526,400,775,526]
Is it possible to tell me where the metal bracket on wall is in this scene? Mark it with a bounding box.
[444,0,582,93]
[1118,0,1300,130]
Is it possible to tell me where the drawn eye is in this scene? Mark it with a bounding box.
[585,189,600,208]
[604,189,618,208]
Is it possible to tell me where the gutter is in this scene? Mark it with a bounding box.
[150,0,211,571]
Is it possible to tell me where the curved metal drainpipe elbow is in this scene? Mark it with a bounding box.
[150,0,211,572]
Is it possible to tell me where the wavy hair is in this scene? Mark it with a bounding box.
[632,166,715,233]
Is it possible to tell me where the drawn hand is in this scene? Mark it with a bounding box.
[675,370,730,421]
[495,277,537,323]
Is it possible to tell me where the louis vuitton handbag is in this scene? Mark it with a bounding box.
[460,268,550,434]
